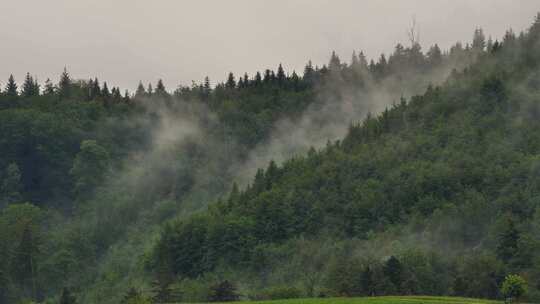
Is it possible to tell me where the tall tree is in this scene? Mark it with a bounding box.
[1,163,23,207]
[58,68,72,99]
[43,78,55,95]
[276,64,286,84]
[226,72,236,89]
[5,74,18,97]
[22,73,38,97]
[135,81,146,99]
[472,28,486,51]
[155,79,168,97]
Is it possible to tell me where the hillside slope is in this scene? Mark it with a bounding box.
[151,15,540,303]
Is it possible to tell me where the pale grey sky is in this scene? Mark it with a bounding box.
[1,0,539,92]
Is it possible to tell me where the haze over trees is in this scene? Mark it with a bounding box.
[2,12,540,304]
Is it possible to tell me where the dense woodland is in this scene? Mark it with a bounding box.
[1,14,540,304]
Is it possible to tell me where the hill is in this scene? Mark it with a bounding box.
[1,12,539,304]
[148,14,540,304]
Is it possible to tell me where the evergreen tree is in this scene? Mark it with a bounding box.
[303,60,315,84]
[58,68,72,99]
[135,81,146,99]
[329,51,341,72]
[208,280,239,302]
[147,83,153,96]
[1,163,22,207]
[226,72,236,89]
[155,79,167,97]
[5,74,18,97]
[254,72,262,86]
[383,256,403,292]
[360,266,375,296]
[496,216,520,263]
[90,77,101,100]
[427,44,443,67]
[277,64,286,84]
[22,73,38,97]
[43,78,55,95]
[123,90,131,103]
[12,223,39,298]
[472,28,486,51]
[59,287,77,304]
[101,82,111,105]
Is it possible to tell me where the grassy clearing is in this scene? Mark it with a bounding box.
[189,296,501,304]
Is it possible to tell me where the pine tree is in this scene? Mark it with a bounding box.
[243,73,249,87]
[496,216,520,263]
[276,64,286,84]
[22,73,37,97]
[147,83,153,96]
[12,223,39,298]
[472,28,486,51]
[254,72,262,86]
[351,50,359,67]
[135,81,146,99]
[383,256,403,292]
[303,60,315,84]
[58,68,72,99]
[226,72,236,89]
[101,82,110,99]
[5,74,18,97]
[155,79,167,97]
[123,90,131,103]
[43,78,55,95]
[1,163,22,207]
[208,280,239,302]
[90,77,101,100]
[329,51,341,72]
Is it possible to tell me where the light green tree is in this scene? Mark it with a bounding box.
[501,274,527,303]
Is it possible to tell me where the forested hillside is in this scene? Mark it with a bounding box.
[0,13,535,304]
[149,16,540,303]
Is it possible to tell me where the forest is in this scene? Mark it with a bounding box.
[1,12,540,304]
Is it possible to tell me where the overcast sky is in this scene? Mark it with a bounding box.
[2,0,540,92]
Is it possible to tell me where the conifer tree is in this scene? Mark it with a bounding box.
[155,79,167,97]
[243,73,249,87]
[90,78,101,100]
[147,83,153,96]
[43,78,55,95]
[135,81,146,99]
[101,82,110,99]
[123,90,131,103]
[329,51,341,72]
[5,74,18,97]
[277,64,286,84]
[472,28,486,51]
[254,72,262,86]
[22,73,37,97]
[58,68,72,99]
[226,72,236,89]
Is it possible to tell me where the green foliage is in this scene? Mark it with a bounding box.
[59,287,77,304]
[70,140,110,200]
[208,280,240,302]
[501,275,527,303]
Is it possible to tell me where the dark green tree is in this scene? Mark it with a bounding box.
[383,256,403,292]
[5,74,18,97]
[59,287,77,304]
[226,72,236,89]
[208,280,240,302]
[58,68,72,99]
